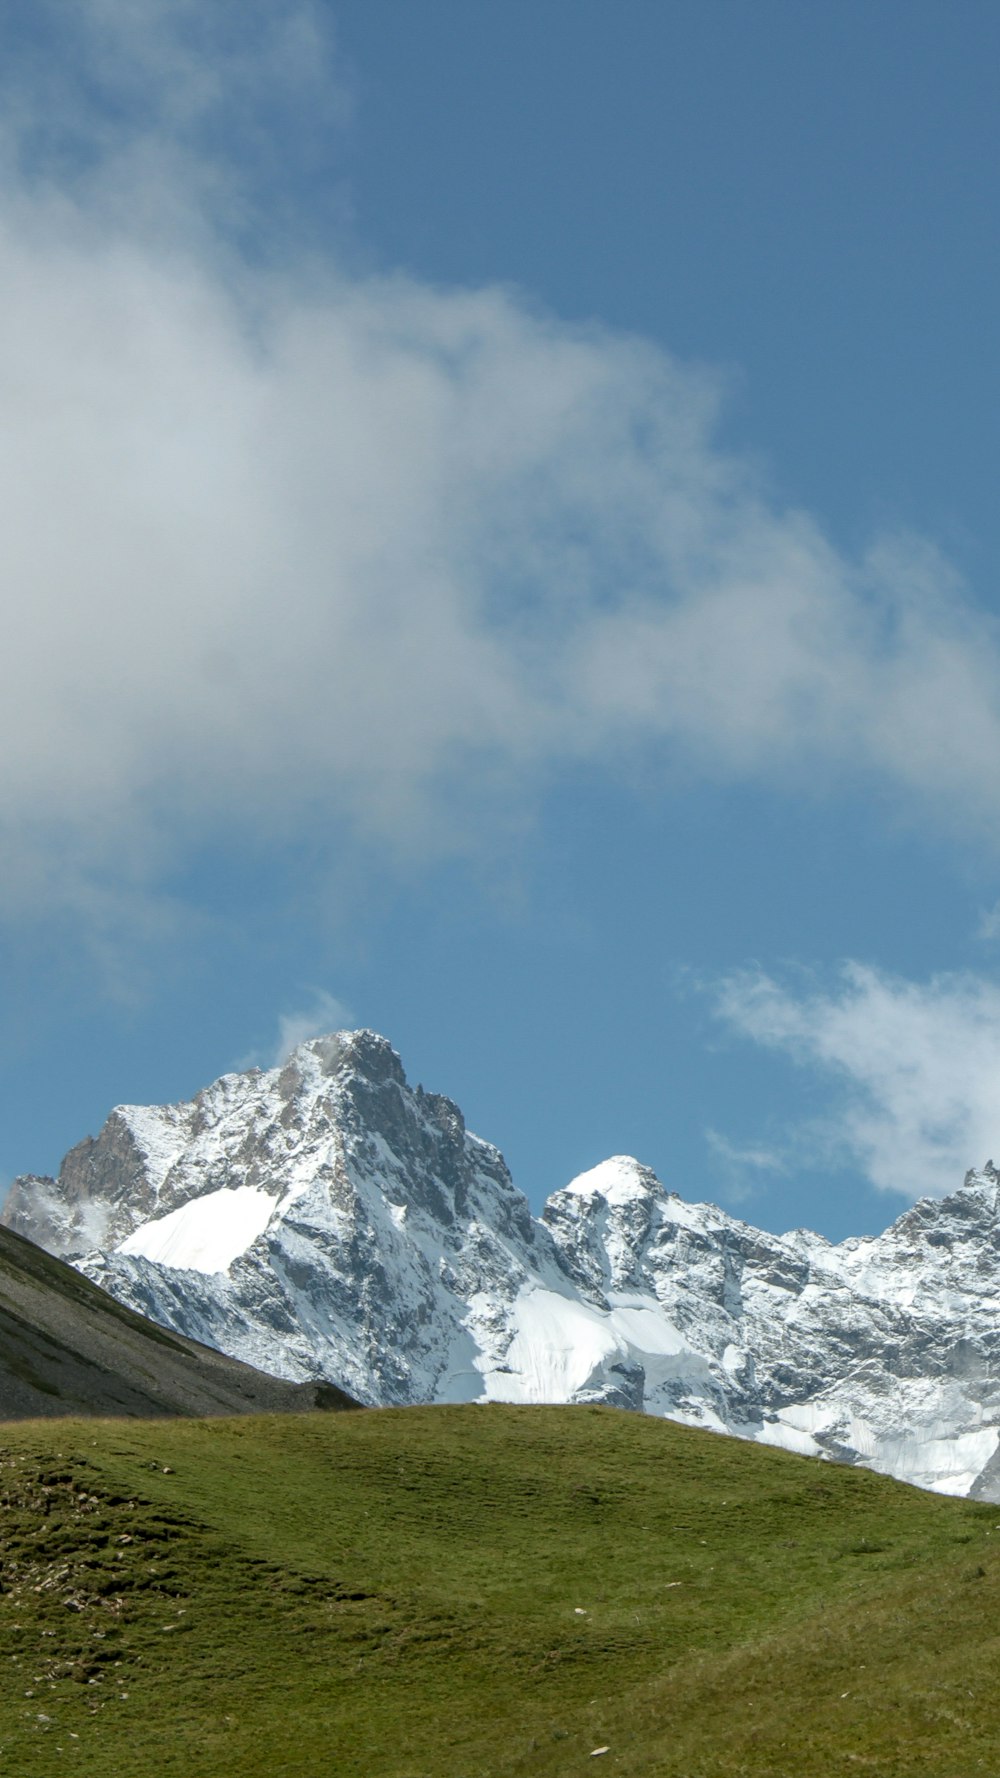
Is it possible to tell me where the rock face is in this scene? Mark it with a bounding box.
[7,1030,1000,1498]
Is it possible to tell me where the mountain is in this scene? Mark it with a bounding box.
[5,1027,1000,1498]
[0,1219,357,1419]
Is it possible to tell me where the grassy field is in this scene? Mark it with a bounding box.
[1,1403,998,1776]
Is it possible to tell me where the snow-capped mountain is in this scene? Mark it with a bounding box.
[6,1029,1000,1501]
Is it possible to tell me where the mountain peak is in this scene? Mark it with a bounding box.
[7,1037,1000,1500]
[963,1158,1000,1193]
[281,1027,406,1088]
[560,1155,666,1206]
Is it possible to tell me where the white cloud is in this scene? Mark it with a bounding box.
[3,4,1000,944]
[705,1129,787,1173]
[272,989,355,1065]
[712,962,1000,1200]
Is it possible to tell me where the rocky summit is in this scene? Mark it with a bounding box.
[6,1030,1000,1499]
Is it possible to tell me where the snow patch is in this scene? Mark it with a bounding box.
[117,1186,277,1274]
[482,1288,624,1403]
[562,1156,658,1206]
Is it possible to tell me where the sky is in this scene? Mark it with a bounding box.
[3,0,1000,1242]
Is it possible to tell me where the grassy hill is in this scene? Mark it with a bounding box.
[1,1403,997,1776]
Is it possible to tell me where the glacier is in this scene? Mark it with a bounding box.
[6,1028,1000,1501]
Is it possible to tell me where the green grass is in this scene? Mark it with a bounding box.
[1,1404,999,1775]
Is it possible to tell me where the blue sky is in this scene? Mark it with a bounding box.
[3,0,1000,1241]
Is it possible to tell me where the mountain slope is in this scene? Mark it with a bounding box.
[0,1222,356,1419]
[6,1028,1000,1496]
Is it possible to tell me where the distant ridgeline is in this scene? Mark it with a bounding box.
[6,1028,1000,1499]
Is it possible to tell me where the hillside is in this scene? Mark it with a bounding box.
[0,1224,356,1419]
[0,1403,997,1776]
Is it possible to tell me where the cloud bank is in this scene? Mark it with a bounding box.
[4,2,1000,938]
[713,963,1000,1200]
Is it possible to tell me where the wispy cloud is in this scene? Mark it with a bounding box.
[4,4,1000,954]
[976,903,1000,942]
[711,962,1000,1200]
[272,989,355,1065]
[0,1,352,245]
[704,1127,787,1204]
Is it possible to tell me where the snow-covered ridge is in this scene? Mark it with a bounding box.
[6,1030,1000,1502]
